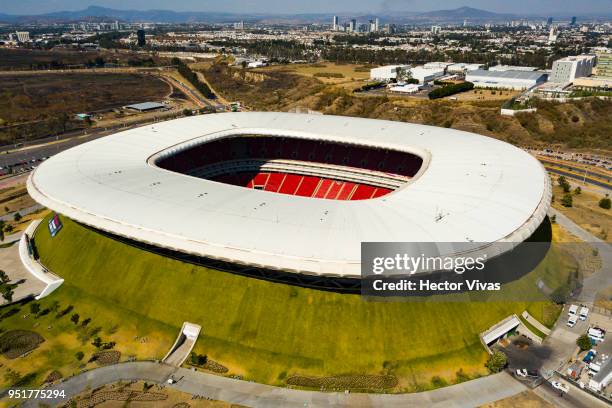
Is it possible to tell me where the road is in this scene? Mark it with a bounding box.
[23,361,526,408]
[534,379,610,408]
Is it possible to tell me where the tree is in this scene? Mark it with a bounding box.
[574,187,581,195]
[183,108,193,116]
[75,351,84,361]
[557,176,571,193]
[70,313,80,324]
[29,302,40,315]
[1,285,13,302]
[0,270,9,284]
[81,318,91,327]
[485,350,507,373]
[599,197,611,210]
[576,334,592,351]
[92,336,103,348]
[561,193,573,207]
[13,212,22,222]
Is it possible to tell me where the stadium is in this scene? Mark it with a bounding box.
[27,112,551,286]
[24,112,565,389]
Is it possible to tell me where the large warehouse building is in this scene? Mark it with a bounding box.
[466,69,548,90]
[27,113,551,280]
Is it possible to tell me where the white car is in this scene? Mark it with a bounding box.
[579,306,589,320]
[567,315,578,327]
[551,380,569,393]
[568,304,578,317]
[516,368,528,377]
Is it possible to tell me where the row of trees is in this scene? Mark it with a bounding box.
[172,58,215,99]
[428,82,474,99]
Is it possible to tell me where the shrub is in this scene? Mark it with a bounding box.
[574,187,581,195]
[29,303,40,315]
[599,197,611,210]
[13,212,22,222]
[485,351,507,373]
[70,313,79,324]
[561,193,573,207]
[75,351,84,361]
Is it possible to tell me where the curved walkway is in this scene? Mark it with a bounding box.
[24,361,525,408]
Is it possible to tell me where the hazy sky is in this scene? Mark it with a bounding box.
[0,0,610,15]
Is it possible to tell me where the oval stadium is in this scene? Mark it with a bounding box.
[27,112,551,282]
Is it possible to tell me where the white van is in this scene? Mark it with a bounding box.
[568,304,578,317]
[588,327,605,342]
[579,306,589,321]
[567,315,578,327]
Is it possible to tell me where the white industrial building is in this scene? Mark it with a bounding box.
[589,359,612,392]
[388,83,422,93]
[466,70,548,90]
[488,65,538,72]
[549,55,597,83]
[370,65,410,81]
[410,67,445,84]
[447,63,485,74]
[423,62,453,71]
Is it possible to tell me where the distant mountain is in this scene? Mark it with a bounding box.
[0,5,609,25]
[416,6,510,19]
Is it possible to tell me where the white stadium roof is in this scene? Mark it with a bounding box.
[28,112,551,278]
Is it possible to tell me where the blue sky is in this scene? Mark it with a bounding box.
[0,0,610,15]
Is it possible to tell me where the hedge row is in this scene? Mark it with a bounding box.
[428,81,474,99]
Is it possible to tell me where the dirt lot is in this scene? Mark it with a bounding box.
[0,73,170,124]
[480,390,554,408]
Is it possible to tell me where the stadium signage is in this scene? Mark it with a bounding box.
[48,213,63,237]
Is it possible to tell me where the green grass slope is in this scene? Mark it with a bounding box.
[32,215,565,391]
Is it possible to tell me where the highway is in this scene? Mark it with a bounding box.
[545,166,612,191]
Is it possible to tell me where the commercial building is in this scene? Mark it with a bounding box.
[423,62,453,71]
[137,29,146,47]
[447,63,485,74]
[125,102,166,112]
[489,65,538,72]
[410,67,445,84]
[370,65,410,81]
[332,16,339,31]
[595,52,612,78]
[431,25,441,34]
[466,70,548,90]
[549,55,597,83]
[589,359,612,392]
[15,31,30,42]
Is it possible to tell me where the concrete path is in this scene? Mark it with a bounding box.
[24,361,526,408]
[0,204,43,222]
[0,241,46,304]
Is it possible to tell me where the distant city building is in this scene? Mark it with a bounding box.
[431,25,441,34]
[546,17,553,26]
[423,62,452,71]
[550,54,596,83]
[466,70,547,90]
[112,20,120,30]
[234,21,245,30]
[136,29,146,47]
[332,16,339,31]
[349,19,356,32]
[548,26,558,43]
[383,24,396,34]
[570,16,577,26]
[463,19,469,27]
[595,52,612,78]
[15,31,30,42]
[375,18,380,32]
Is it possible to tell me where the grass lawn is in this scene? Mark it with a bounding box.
[18,214,569,392]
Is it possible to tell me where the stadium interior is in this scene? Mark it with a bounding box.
[155,135,424,200]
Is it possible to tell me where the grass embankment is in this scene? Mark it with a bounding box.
[12,214,569,392]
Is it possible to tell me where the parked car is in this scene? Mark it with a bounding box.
[579,306,589,320]
[551,380,569,393]
[568,304,578,317]
[516,368,538,377]
[567,315,578,327]
[588,327,605,342]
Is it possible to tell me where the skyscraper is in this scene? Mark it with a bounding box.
[570,16,577,25]
[332,16,339,31]
[349,19,356,32]
[137,29,146,47]
[375,18,380,32]
[546,17,553,26]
